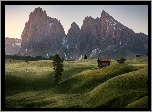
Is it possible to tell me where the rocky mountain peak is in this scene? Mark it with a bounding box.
[101,10,106,14]
[66,22,80,48]
[15,8,148,60]
[70,22,80,30]
[18,7,66,57]
[31,7,44,17]
[101,10,108,19]
[33,7,43,13]
[83,16,93,22]
[29,7,47,22]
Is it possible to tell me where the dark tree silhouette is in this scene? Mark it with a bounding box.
[53,54,64,87]
[84,54,87,59]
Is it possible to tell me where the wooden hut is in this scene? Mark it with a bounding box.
[97,58,111,68]
[116,58,126,64]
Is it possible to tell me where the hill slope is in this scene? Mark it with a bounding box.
[56,64,139,93]
[5,57,148,108]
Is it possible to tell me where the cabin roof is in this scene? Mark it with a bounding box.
[98,58,111,61]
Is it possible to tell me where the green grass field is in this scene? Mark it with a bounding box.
[5,56,148,108]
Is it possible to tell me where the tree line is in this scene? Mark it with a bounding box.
[5,54,88,61]
[5,54,54,61]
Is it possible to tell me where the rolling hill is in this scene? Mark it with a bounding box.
[5,56,148,108]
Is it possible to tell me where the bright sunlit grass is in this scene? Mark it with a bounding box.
[5,56,148,108]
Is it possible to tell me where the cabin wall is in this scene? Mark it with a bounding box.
[98,61,110,68]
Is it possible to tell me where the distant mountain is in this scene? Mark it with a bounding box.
[16,8,148,59]
[65,10,148,59]
[17,7,66,57]
[5,37,21,55]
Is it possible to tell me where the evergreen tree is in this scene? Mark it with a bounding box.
[53,54,64,87]
[84,54,87,59]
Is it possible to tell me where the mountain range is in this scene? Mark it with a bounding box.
[15,7,148,59]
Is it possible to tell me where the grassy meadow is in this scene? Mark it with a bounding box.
[5,56,148,108]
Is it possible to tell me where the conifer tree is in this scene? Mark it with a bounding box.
[84,54,87,59]
[53,54,64,87]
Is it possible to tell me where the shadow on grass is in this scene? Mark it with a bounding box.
[5,73,54,96]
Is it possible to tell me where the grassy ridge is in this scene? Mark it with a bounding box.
[56,64,139,93]
[125,56,148,64]
[15,66,147,108]
[5,59,97,96]
[5,57,148,108]
[85,67,148,108]
[125,96,148,108]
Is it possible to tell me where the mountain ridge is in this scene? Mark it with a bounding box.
[14,7,148,59]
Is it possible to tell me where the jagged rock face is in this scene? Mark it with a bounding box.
[63,22,81,59]
[127,33,148,53]
[16,8,147,59]
[18,7,66,57]
[65,10,148,59]
[66,22,80,47]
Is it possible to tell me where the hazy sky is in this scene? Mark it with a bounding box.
[5,5,148,39]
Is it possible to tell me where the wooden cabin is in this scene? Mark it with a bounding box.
[116,58,126,64]
[97,58,111,68]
